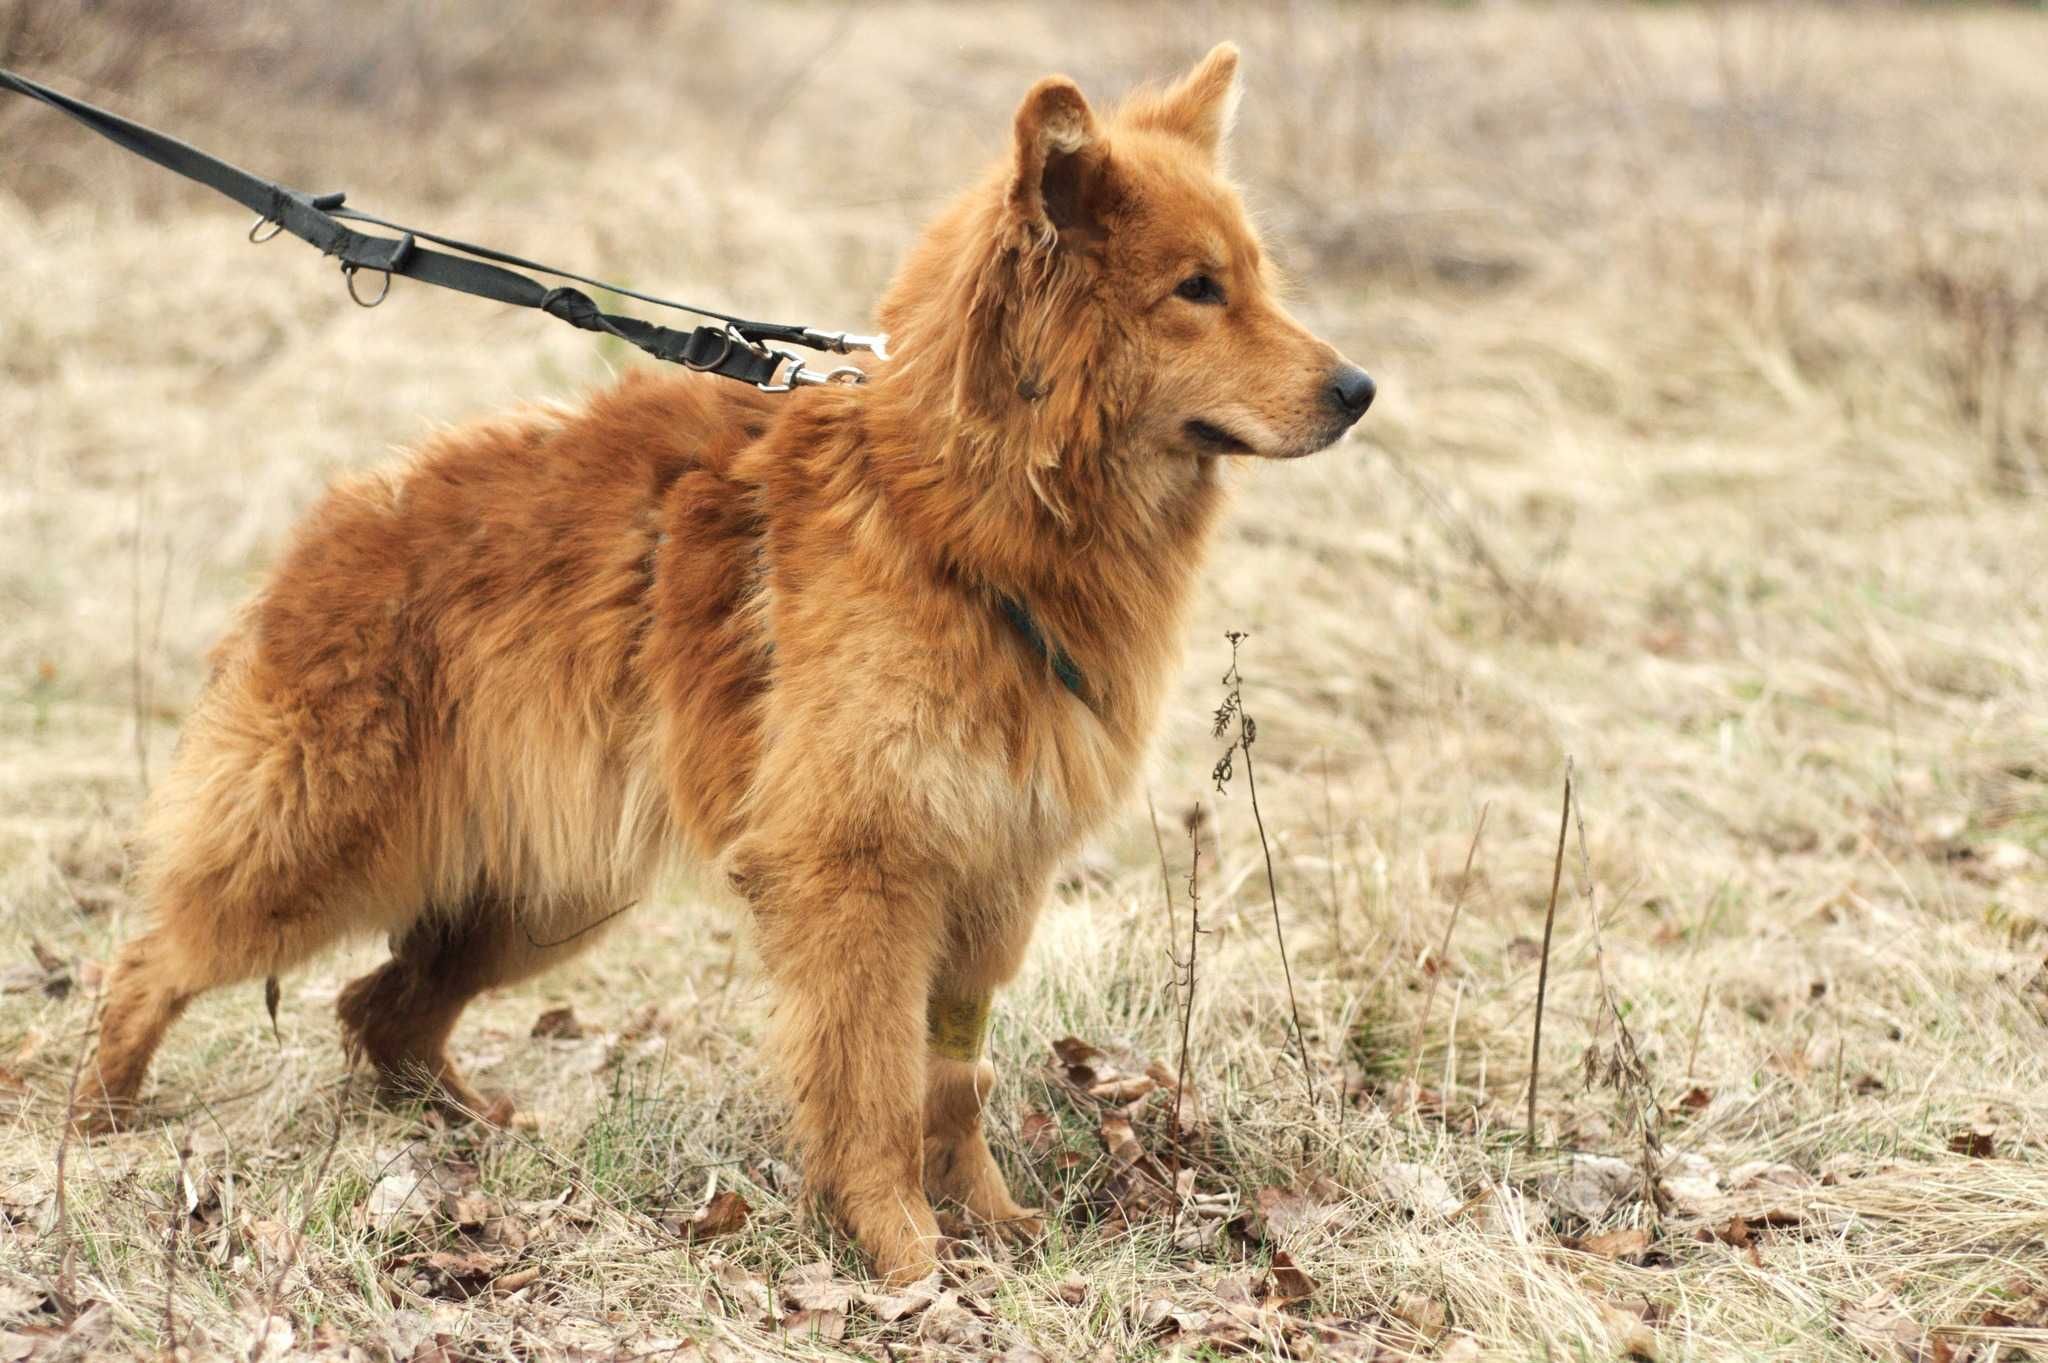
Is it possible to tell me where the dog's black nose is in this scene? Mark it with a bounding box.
[1329,365,1376,419]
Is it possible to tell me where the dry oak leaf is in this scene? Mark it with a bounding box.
[673,1189,751,1242]
[1378,1161,1459,1220]
[780,1260,858,1314]
[1099,1114,1146,1169]
[1266,1250,1318,1308]
[1051,1035,1107,1086]
[865,1274,943,1323]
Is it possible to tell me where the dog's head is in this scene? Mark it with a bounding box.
[878,45,1373,481]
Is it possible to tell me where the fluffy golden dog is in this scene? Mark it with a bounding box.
[78,43,1373,1281]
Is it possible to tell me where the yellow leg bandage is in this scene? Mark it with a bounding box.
[926,991,992,1062]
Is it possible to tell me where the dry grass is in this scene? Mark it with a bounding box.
[4,2,2047,1359]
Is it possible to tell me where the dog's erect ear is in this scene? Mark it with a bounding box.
[1008,76,1109,245]
[1129,42,1241,157]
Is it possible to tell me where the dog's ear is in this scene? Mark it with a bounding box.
[1128,42,1241,158]
[1008,76,1110,246]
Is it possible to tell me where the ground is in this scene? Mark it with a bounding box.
[2,2,2046,1360]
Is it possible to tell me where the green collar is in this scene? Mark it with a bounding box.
[995,592,1088,707]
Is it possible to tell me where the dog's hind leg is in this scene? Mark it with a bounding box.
[77,876,375,1132]
[336,895,612,1126]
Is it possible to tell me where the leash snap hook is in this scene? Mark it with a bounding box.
[757,349,867,392]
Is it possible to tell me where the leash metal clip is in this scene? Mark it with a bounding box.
[797,328,891,362]
[757,347,867,392]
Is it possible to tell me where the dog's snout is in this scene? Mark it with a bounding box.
[1328,365,1376,420]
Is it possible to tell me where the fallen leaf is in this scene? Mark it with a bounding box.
[1948,1126,1996,1159]
[491,1264,540,1295]
[1088,1073,1157,1103]
[1266,1250,1317,1307]
[921,1295,986,1348]
[1145,1058,1205,1133]
[530,1006,583,1040]
[1391,1291,1446,1341]
[1099,1115,1145,1169]
[1378,1161,1458,1219]
[1727,1160,1812,1191]
[705,1256,771,1323]
[1547,1154,1638,1221]
[780,1261,856,1314]
[677,1189,750,1242]
[866,1274,942,1322]
[1019,1108,1061,1153]
[1138,1296,1208,1338]
[1599,1299,1659,1360]
[1577,1227,1652,1262]
[780,1307,847,1341]
[1837,1289,1948,1363]
[1051,1036,1106,1086]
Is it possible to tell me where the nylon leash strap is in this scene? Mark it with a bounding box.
[0,66,883,389]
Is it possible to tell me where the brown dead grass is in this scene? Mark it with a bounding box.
[3,2,2047,1359]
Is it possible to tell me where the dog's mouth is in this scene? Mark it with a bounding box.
[1184,419,1255,456]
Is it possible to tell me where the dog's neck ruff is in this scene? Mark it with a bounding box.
[994,592,1089,709]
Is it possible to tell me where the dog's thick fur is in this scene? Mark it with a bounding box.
[78,45,1370,1281]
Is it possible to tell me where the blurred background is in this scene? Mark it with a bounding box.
[3,3,2047,1359]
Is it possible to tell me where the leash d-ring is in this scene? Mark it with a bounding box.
[248,214,283,244]
[681,324,738,373]
[343,263,392,308]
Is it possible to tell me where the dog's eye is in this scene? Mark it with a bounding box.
[1175,274,1223,305]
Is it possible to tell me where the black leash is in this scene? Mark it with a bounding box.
[0,66,884,390]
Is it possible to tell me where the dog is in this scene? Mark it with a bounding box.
[76,43,1373,1282]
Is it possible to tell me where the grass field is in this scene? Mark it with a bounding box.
[3,2,2047,1359]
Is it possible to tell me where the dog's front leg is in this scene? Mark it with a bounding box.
[921,891,1046,1243]
[924,995,1043,1243]
[747,842,944,1284]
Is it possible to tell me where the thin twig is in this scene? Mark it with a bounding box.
[164,1133,193,1352]
[1211,632,1316,1107]
[1167,803,1204,1245]
[1320,750,1342,961]
[1410,803,1490,1098]
[1527,758,1573,1146]
[1146,788,1175,986]
[1685,978,1713,1081]
[250,1066,355,1363]
[1568,773,1668,1225]
[1241,740,1315,1108]
[53,976,100,1314]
